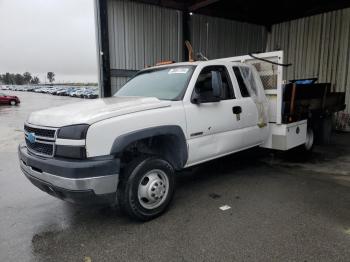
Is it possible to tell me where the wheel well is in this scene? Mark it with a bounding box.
[118,134,186,170]
[111,126,188,171]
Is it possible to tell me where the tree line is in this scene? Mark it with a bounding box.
[0,72,55,85]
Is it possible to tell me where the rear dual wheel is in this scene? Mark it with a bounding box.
[293,127,314,156]
[304,127,314,151]
[118,157,175,221]
[303,116,333,150]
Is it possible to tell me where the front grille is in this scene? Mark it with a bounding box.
[24,124,57,157]
[25,138,54,156]
[24,124,56,138]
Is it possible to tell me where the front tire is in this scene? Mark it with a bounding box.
[10,100,16,106]
[118,157,175,221]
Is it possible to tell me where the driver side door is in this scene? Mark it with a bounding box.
[184,65,245,166]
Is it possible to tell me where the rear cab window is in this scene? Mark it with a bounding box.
[233,67,250,97]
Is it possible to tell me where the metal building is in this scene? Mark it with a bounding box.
[266,8,350,114]
[94,0,350,113]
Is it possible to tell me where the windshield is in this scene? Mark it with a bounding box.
[115,66,195,100]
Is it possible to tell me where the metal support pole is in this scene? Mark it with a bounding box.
[95,0,112,97]
[182,12,191,62]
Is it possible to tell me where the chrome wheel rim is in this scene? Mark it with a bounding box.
[137,169,169,209]
[305,129,314,151]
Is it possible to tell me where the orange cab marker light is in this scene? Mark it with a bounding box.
[156,61,175,66]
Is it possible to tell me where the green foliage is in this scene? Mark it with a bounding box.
[23,72,32,84]
[30,76,40,84]
[47,72,55,83]
[0,72,40,85]
[14,74,24,85]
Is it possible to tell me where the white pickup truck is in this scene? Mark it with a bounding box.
[19,51,342,221]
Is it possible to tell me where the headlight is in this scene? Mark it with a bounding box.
[57,124,89,139]
[55,124,89,159]
[55,145,86,159]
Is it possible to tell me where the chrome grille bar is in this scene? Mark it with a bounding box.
[24,123,58,157]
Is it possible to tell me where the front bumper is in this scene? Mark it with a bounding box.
[18,144,120,205]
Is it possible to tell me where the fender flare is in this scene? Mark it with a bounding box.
[110,125,188,170]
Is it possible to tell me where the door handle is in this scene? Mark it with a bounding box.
[232,106,242,114]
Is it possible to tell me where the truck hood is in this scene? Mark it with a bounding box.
[27,96,171,127]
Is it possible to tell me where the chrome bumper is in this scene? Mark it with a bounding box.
[20,159,119,195]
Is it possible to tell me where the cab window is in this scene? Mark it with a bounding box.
[194,66,235,100]
[233,66,250,97]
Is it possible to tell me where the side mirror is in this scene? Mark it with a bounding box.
[211,71,222,98]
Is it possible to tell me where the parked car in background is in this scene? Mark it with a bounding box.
[34,87,46,93]
[1,84,99,99]
[69,89,82,97]
[52,87,67,95]
[26,86,39,92]
[56,88,70,96]
[0,93,20,105]
[56,87,72,96]
[83,89,99,99]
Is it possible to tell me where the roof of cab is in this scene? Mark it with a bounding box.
[143,59,247,72]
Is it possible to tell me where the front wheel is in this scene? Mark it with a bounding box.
[10,100,16,106]
[118,157,175,221]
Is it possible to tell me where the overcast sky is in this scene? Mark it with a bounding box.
[0,0,98,83]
